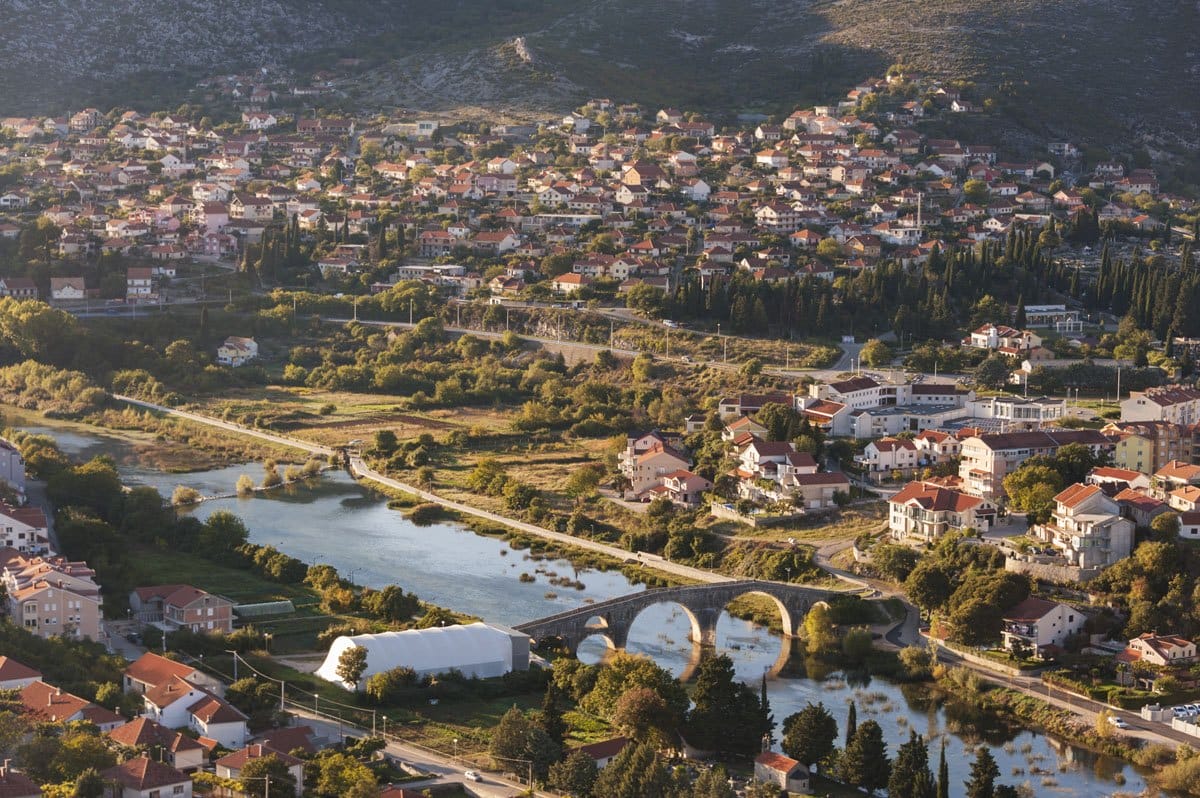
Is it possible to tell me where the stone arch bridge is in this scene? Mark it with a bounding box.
[514,580,847,656]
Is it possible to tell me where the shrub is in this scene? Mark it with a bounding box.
[171,485,201,506]
[318,403,336,415]
[407,503,444,525]
[236,474,255,495]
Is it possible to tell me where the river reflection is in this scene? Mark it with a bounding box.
[11,410,1158,797]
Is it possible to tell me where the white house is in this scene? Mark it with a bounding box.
[0,503,50,552]
[217,336,258,367]
[1001,597,1086,657]
[1119,633,1197,667]
[1182,511,1200,540]
[888,481,994,542]
[1035,483,1134,569]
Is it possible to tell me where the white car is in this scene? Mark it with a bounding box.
[1107,716,1129,729]
[464,771,483,782]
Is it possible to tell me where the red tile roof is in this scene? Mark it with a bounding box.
[101,756,188,790]
[125,652,196,689]
[755,751,802,773]
[1002,597,1062,623]
[0,657,40,684]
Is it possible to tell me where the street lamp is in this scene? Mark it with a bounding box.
[382,715,388,737]
[240,775,272,798]
[453,737,458,761]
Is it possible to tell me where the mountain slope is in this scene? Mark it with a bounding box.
[1,0,1197,153]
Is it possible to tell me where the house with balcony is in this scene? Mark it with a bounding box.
[618,432,690,500]
[958,429,1113,498]
[1034,483,1134,569]
[107,717,207,773]
[1000,596,1086,658]
[217,336,258,367]
[129,584,235,634]
[888,481,994,542]
[655,470,713,508]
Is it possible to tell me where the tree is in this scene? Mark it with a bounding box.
[937,739,949,798]
[839,719,890,794]
[1096,708,1115,739]
[548,750,598,797]
[889,731,935,798]
[692,766,737,798]
[72,768,106,798]
[538,682,567,746]
[335,645,368,689]
[974,354,1013,389]
[965,747,999,798]
[841,628,873,662]
[490,706,533,769]
[845,701,857,746]
[581,652,688,723]
[373,429,398,455]
[240,754,296,798]
[870,543,919,582]
[611,687,675,744]
[781,702,838,769]
[1002,464,1064,524]
[756,402,802,442]
[364,666,417,704]
[905,561,954,614]
[860,338,894,368]
[1151,511,1180,539]
[804,604,837,653]
[817,237,841,260]
[963,179,989,205]
[592,740,675,798]
[685,654,770,756]
[310,751,378,797]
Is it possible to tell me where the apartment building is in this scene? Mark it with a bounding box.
[1121,384,1200,426]
[1034,483,1134,569]
[1,551,103,640]
[958,429,1113,498]
[888,481,995,542]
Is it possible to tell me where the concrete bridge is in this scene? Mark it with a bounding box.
[514,580,845,656]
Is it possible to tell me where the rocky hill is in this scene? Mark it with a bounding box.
[2,0,1197,153]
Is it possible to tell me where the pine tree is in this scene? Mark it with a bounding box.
[198,305,210,345]
[838,720,890,795]
[539,682,566,746]
[965,746,999,798]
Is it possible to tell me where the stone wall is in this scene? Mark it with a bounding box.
[1004,557,1101,584]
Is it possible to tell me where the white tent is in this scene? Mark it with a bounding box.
[315,622,529,689]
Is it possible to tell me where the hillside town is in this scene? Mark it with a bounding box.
[2,56,1200,798]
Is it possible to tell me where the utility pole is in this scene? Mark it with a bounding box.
[409,298,413,325]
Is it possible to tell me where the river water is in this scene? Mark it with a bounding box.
[12,411,1155,796]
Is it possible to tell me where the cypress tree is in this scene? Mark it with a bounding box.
[1014,294,1026,329]
[937,739,949,798]
[845,701,857,747]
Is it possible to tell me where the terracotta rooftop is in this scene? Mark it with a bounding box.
[101,756,188,790]
[125,652,196,689]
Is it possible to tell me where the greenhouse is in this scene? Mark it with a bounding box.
[315,622,531,689]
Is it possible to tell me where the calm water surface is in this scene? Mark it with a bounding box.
[14,412,1155,796]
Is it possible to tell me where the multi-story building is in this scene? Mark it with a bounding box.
[1121,384,1200,426]
[1152,460,1200,500]
[857,436,920,476]
[129,584,236,634]
[1103,420,1190,473]
[1034,483,1134,569]
[1,551,103,640]
[801,377,974,438]
[1000,597,1086,657]
[888,481,995,542]
[958,429,1113,498]
[965,395,1065,430]
[0,503,49,553]
[0,437,26,501]
[618,432,690,499]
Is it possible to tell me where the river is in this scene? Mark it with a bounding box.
[10,410,1155,796]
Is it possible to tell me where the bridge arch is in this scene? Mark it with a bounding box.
[625,599,705,651]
